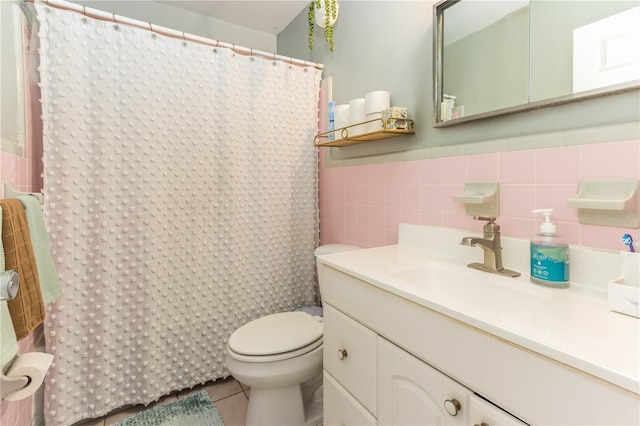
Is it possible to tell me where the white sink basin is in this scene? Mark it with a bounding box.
[382,260,555,314]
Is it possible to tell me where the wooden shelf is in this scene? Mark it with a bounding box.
[314,118,415,147]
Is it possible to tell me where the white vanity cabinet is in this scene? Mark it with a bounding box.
[323,371,376,426]
[320,261,640,426]
[324,302,526,426]
[377,336,469,425]
[323,304,377,418]
[467,395,527,426]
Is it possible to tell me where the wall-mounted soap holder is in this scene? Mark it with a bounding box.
[453,181,500,217]
[567,180,640,228]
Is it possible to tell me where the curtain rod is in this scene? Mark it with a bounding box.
[26,0,324,70]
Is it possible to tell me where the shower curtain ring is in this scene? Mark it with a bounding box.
[80,4,88,23]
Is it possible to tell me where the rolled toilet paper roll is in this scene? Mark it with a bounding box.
[1,270,19,301]
[334,104,350,125]
[348,98,367,136]
[365,91,390,114]
[349,98,366,123]
[365,112,384,133]
[2,352,54,401]
[332,105,349,140]
[334,121,349,140]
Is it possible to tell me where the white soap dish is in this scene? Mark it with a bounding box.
[452,182,500,217]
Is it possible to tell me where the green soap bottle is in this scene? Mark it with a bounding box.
[530,209,570,288]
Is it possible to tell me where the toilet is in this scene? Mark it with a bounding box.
[225,244,362,426]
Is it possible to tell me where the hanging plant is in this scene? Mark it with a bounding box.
[308,0,338,52]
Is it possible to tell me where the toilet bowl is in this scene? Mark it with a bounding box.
[225,244,361,426]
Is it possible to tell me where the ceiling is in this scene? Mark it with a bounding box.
[156,1,310,35]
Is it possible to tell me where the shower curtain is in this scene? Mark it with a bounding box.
[35,4,322,425]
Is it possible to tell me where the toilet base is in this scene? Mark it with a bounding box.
[303,389,323,426]
[227,343,323,425]
[245,374,323,426]
[246,385,305,426]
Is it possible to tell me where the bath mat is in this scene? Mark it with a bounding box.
[114,391,224,426]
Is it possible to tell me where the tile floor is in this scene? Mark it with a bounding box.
[76,376,249,426]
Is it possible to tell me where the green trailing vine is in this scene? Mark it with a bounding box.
[308,0,337,52]
[308,2,315,50]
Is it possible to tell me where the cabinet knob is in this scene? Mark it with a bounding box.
[444,398,461,416]
[337,349,348,360]
[474,423,489,426]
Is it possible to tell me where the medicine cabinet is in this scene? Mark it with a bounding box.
[434,0,640,126]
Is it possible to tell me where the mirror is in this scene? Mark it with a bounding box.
[1,1,28,156]
[434,0,640,126]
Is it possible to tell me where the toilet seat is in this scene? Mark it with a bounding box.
[227,312,323,363]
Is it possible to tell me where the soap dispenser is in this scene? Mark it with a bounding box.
[530,208,570,288]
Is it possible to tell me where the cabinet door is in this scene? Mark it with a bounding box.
[324,304,378,415]
[467,394,527,426]
[324,371,377,426]
[378,337,470,426]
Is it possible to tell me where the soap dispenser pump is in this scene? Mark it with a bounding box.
[530,208,570,288]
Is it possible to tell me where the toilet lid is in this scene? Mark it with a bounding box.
[228,312,323,356]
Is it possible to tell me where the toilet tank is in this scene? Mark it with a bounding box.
[315,244,362,301]
[314,244,362,257]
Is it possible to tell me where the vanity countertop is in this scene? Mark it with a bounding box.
[318,225,640,395]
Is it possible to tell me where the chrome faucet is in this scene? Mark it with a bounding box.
[460,216,520,277]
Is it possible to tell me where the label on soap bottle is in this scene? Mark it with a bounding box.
[530,245,570,283]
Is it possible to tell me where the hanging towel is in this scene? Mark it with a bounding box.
[17,195,61,304]
[0,207,19,367]
[0,199,45,340]
[0,300,18,367]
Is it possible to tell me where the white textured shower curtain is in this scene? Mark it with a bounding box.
[36,4,322,425]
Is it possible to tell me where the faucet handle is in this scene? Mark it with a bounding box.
[473,216,496,223]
